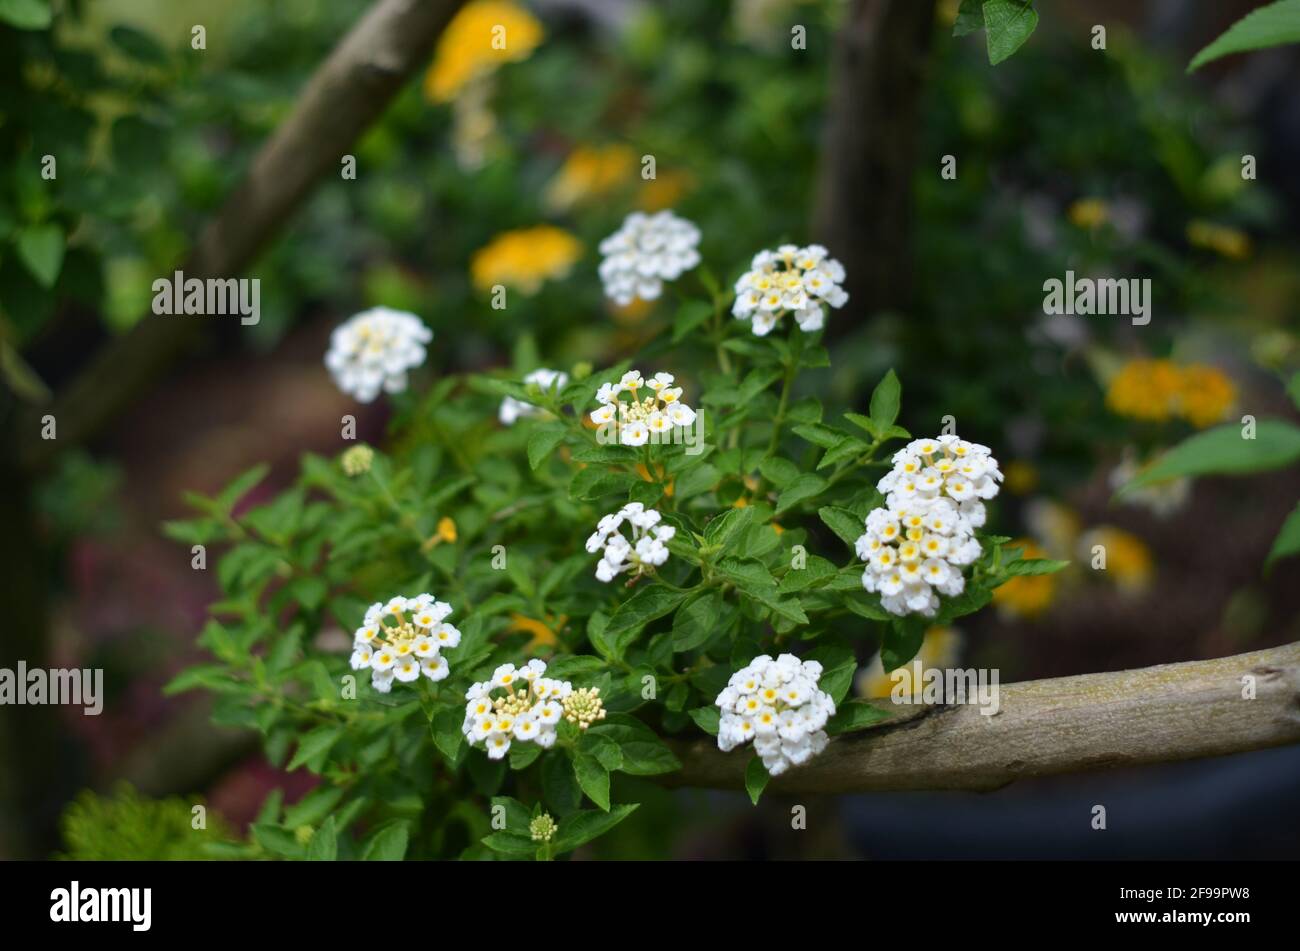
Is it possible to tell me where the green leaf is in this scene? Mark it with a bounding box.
[689,705,720,735]
[1287,370,1300,411]
[573,753,611,811]
[16,224,65,287]
[868,368,901,431]
[589,714,681,775]
[745,757,771,806]
[361,820,410,861]
[287,725,342,773]
[1120,421,1300,491]
[306,816,338,861]
[541,753,582,817]
[1001,557,1070,577]
[881,617,927,672]
[481,829,538,856]
[527,423,567,470]
[1265,503,1300,569]
[778,555,838,593]
[805,643,857,704]
[982,0,1039,65]
[672,299,713,342]
[552,804,639,853]
[603,586,687,656]
[1189,0,1300,71]
[819,505,865,549]
[251,823,302,859]
[704,506,753,546]
[110,24,168,64]
[826,700,891,736]
[953,0,985,35]
[776,473,827,514]
[672,590,723,651]
[759,456,801,487]
[0,0,52,30]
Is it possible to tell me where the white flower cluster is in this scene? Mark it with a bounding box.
[732,244,848,336]
[461,660,570,760]
[715,654,834,777]
[856,435,1004,618]
[325,307,433,402]
[598,211,701,306]
[588,369,697,446]
[586,503,675,582]
[350,594,461,693]
[499,367,569,425]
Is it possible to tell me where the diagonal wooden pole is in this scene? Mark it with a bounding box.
[17,0,465,472]
[664,641,1300,794]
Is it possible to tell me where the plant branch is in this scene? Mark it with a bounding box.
[17,0,466,472]
[662,640,1300,793]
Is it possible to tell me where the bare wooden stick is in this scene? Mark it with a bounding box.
[664,641,1300,793]
[18,0,465,471]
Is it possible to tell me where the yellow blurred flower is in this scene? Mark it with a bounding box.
[1186,219,1251,260]
[1003,460,1039,495]
[638,169,694,211]
[424,1,543,103]
[544,144,637,212]
[421,516,458,551]
[856,626,963,700]
[1024,499,1082,559]
[992,539,1057,619]
[507,612,565,649]
[1176,364,1236,428]
[1080,526,1153,594]
[1068,198,1110,230]
[1105,358,1234,428]
[1106,358,1182,423]
[470,225,581,293]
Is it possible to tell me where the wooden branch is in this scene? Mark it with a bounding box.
[17,0,465,471]
[664,641,1300,794]
[811,0,936,318]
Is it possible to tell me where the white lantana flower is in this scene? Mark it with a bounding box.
[588,368,698,447]
[586,503,676,583]
[856,435,1004,618]
[325,307,433,402]
[731,244,848,336]
[715,654,835,777]
[598,211,701,306]
[499,367,570,425]
[461,660,595,759]
[353,593,460,693]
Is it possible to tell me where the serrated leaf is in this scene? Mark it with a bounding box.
[527,424,567,470]
[573,753,610,811]
[552,804,639,853]
[689,705,720,735]
[819,505,865,549]
[306,816,338,861]
[826,700,891,736]
[983,0,1038,65]
[775,473,827,514]
[287,725,342,773]
[1120,421,1300,491]
[361,820,409,861]
[1189,0,1300,71]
